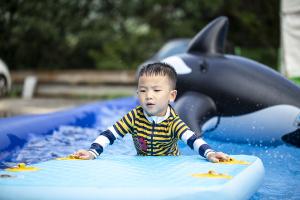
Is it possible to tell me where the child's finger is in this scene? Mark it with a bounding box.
[225,155,231,161]
[209,157,219,163]
[216,152,230,161]
[73,152,81,157]
[78,155,88,159]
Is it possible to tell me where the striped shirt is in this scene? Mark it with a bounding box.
[89,105,214,158]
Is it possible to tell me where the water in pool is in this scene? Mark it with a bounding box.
[2,103,300,200]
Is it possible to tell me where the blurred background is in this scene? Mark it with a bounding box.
[0,0,284,116]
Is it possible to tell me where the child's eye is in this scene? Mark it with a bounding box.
[139,90,146,93]
[154,90,161,92]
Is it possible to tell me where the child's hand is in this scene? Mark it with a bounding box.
[206,152,230,163]
[73,149,95,160]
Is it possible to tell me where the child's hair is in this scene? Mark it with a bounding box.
[138,62,177,89]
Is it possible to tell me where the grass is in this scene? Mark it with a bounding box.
[290,77,300,86]
[6,85,22,98]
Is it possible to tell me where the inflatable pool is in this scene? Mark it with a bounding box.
[2,96,300,199]
[0,155,264,200]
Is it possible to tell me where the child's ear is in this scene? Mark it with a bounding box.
[170,90,177,102]
[135,89,139,98]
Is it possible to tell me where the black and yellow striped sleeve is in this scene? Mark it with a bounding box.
[112,109,135,137]
[172,117,190,139]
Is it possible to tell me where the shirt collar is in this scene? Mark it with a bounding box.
[143,106,170,124]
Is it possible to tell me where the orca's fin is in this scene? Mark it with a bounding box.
[174,92,217,136]
[187,16,228,55]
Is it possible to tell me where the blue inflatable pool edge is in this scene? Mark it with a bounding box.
[0,155,264,200]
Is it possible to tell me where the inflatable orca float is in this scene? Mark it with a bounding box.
[160,16,300,147]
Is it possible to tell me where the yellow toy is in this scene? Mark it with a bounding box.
[5,163,40,172]
[192,170,232,179]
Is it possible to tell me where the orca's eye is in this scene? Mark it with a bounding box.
[199,60,208,73]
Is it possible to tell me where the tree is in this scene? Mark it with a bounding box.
[0,0,279,70]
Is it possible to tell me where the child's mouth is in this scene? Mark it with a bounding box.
[146,103,155,107]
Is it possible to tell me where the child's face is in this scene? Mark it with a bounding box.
[137,74,177,116]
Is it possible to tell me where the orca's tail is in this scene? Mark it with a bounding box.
[282,113,300,147]
[282,129,300,147]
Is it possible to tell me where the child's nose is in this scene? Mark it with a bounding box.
[146,91,153,99]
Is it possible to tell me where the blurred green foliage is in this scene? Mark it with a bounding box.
[290,77,300,86]
[0,0,279,70]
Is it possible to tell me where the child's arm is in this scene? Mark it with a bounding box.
[74,128,119,159]
[74,110,135,159]
[74,128,119,160]
[88,128,119,158]
[180,130,230,162]
[173,116,230,162]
